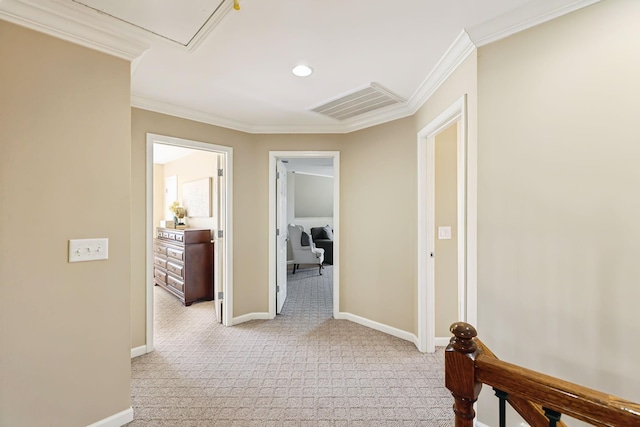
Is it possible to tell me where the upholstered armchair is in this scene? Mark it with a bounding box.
[288,224,325,275]
[310,226,333,265]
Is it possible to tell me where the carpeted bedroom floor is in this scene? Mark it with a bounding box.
[127,265,453,426]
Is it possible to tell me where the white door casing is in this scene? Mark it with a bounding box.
[276,160,288,314]
[417,95,476,353]
[144,133,233,355]
[213,153,226,323]
[268,151,340,319]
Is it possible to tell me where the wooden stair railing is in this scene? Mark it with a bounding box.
[445,322,640,427]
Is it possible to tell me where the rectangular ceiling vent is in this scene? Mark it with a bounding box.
[309,83,404,121]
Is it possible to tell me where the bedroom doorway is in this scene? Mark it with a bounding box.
[268,151,340,319]
[144,133,233,354]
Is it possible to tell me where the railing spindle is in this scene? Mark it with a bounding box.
[543,407,562,427]
[494,388,508,427]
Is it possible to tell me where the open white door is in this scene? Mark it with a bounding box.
[213,154,226,323]
[276,160,288,314]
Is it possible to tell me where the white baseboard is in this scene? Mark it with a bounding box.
[434,337,450,347]
[411,334,422,350]
[130,345,147,359]
[336,312,417,344]
[86,407,133,427]
[231,312,270,325]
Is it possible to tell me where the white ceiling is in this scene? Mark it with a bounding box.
[0,0,599,133]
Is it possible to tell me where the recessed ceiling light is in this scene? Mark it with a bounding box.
[292,64,313,77]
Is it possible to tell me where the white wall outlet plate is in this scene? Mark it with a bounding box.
[438,226,452,240]
[68,238,109,262]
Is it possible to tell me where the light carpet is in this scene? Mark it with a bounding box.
[127,266,453,426]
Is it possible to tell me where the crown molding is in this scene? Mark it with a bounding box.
[129,0,598,135]
[132,94,360,134]
[131,30,476,135]
[132,93,417,135]
[332,31,476,133]
[468,0,601,47]
[248,124,350,135]
[131,95,256,134]
[262,102,413,134]
[407,30,476,115]
[0,0,149,61]
[3,0,601,134]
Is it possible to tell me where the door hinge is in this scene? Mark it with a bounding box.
[276,228,280,236]
[276,171,280,179]
[218,292,224,299]
[218,168,224,177]
[218,230,224,238]
[276,285,280,292]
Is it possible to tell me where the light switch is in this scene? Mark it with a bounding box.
[438,226,452,240]
[68,238,109,262]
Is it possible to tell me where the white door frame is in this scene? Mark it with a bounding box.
[145,133,234,353]
[417,95,476,353]
[268,151,340,318]
[275,159,288,314]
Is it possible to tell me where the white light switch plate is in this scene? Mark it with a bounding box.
[438,226,452,240]
[69,238,109,262]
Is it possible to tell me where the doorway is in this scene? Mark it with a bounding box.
[144,133,233,354]
[417,95,476,353]
[268,151,340,319]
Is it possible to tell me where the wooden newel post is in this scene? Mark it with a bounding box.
[445,322,483,427]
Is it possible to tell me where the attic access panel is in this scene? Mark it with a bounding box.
[72,0,226,46]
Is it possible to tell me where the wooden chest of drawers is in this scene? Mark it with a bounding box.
[153,227,213,306]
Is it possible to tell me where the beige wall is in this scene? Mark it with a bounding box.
[414,51,478,334]
[131,115,426,348]
[162,150,219,231]
[131,108,254,347]
[0,22,132,427]
[434,124,459,337]
[341,118,418,331]
[131,112,350,346]
[414,51,478,132]
[476,0,640,424]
